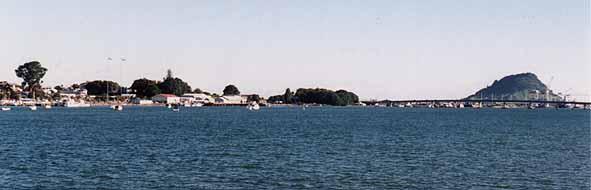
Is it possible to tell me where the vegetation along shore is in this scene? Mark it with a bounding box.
[1,61,589,110]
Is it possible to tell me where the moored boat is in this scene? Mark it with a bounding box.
[112,105,123,111]
[247,102,260,111]
[65,100,91,108]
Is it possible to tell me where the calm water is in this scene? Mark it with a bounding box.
[0,107,589,189]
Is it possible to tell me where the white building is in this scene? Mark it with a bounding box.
[152,94,180,104]
[131,98,154,105]
[60,89,88,99]
[215,95,247,104]
[182,93,214,103]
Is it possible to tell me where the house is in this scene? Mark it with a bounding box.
[182,93,214,103]
[60,89,88,99]
[42,87,56,95]
[131,98,153,105]
[152,94,180,104]
[215,95,247,104]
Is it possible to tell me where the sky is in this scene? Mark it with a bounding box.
[0,0,589,100]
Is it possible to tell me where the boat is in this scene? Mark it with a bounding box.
[44,105,52,109]
[167,104,172,109]
[472,103,483,109]
[1,107,11,111]
[502,104,514,109]
[65,101,91,108]
[194,103,204,107]
[29,106,37,111]
[172,104,180,112]
[112,105,123,111]
[247,102,260,111]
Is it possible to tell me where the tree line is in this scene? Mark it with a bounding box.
[268,88,359,106]
[3,61,359,106]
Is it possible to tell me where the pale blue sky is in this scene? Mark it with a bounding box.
[1,0,589,100]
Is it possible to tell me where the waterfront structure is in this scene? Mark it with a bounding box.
[59,89,88,99]
[152,94,180,104]
[181,93,214,104]
[215,95,247,105]
[131,98,153,105]
[63,100,91,108]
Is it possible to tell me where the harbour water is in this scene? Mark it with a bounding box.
[0,107,589,189]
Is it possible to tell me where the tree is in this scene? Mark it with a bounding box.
[336,90,359,105]
[54,85,64,92]
[82,80,120,96]
[223,84,240,96]
[166,69,173,79]
[0,83,19,100]
[245,94,261,102]
[193,88,203,94]
[293,88,359,106]
[130,78,159,98]
[158,78,191,96]
[15,61,47,99]
[157,69,191,96]
[144,84,161,98]
[283,88,294,103]
[71,84,80,90]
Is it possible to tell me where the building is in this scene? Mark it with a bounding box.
[215,95,247,104]
[60,89,88,99]
[131,98,154,105]
[182,93,214,104]
[152,94,180,104]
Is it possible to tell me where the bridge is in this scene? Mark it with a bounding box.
[362,99,591,106]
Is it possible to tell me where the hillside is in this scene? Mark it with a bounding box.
[466,73,561,100]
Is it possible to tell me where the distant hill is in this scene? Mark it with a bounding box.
[466,73,561,101]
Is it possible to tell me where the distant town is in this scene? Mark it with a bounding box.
[1,61,360,109]
[1,61,590,110]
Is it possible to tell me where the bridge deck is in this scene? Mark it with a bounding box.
[362,99,591,105]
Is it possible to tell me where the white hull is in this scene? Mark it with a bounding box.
[1,107,11,111]
[29,106,37,111]
[65,103,91,108]
[112,105,123,111]
[247,103,260,111]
